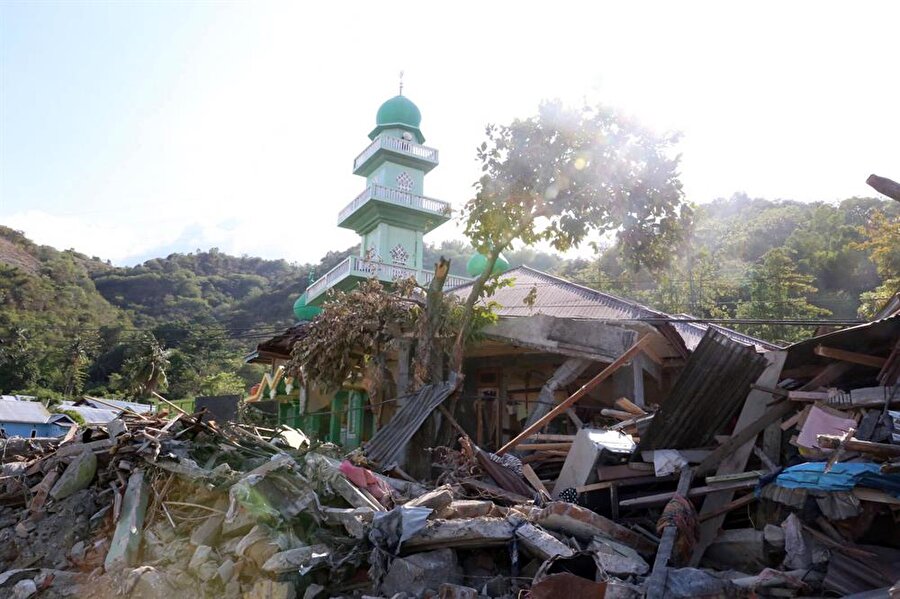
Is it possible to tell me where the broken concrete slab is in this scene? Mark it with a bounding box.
[405,485,453,512]
[401,518,513,553]
[535,502,655,554]
[221,505,256,538]
[188,544,213,572]
[244,580,297,599]
[49,449,97,501]
[321,506,374,539]
[513,520,574,561]
[588,535,650,576]
[380,548,463,597]
[437,499,505,519]
[552,428,635,499]
[261,544,330,575]
[190,513,224,547]
[104,469,149,572]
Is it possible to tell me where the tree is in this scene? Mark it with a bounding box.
[120,332,171,398]
[0,326,40,392]
[450,101,690,369]
[854,211,900,317]
[735,248,831,343]
[60,332,97,396]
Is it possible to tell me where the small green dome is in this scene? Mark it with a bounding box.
[369,95,425,143]
[466,253,511,278]
[293,294,322,321]
[376,95,421,128]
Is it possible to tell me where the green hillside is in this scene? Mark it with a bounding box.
[1,192,898,399]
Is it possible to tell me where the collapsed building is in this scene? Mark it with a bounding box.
[0,93,898,599]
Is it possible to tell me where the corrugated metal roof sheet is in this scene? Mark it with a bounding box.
[363,381,457,467]
[452,266,779,352]
[82,398,153,414]
[0,399,53,424]
[637,328,769,450]
[62,404,118,425]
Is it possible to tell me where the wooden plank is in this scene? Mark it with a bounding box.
[577,474,676,493]
[853,487,900,505]
[814,345,886,369]
[522,464,551,501]
[695,399,796,477]
[497,335,650,455]
[698,492,756,522]
[615,397,647,416]
[799,361,852,390]
[595,463,653,482]
[705,470,766,484]
[530,434,577,442]
[816,435,900,458]
[621,478,758,509]
[788,390,831,402]
[601,408,636,421]
[517,443,573,451]
[565,408,583,428]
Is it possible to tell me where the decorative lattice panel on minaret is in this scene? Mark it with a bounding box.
[390,244,410,265]
[396,171,414,192]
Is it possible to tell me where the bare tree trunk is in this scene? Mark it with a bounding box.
[867,174,900,202]
[417,257,451,385]
[449,249,502,373]
[406,258,450,479]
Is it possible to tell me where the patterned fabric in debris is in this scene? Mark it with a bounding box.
[488,451,524,476]
[656,493,699,566]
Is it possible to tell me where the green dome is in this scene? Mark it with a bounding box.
[466,253,511,278]
[293,294,322,321]
[369,95,425,143]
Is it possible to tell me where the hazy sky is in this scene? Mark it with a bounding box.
[1,1,898,266]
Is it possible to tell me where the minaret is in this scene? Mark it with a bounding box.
[304,91,457,306]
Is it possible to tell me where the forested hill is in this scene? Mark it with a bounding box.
[1,193,898,400]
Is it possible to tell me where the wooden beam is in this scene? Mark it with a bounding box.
[497,335,650,455]
[817,434,900,458]
[517,443,573,451]
[615,397,647,416]
[814,345,886,369]
[698,492,756,522]
[522,464,551,501]
[695,399,797,476]
[867,173,900,202]
[799,361,852,391]
[621,477,758,508]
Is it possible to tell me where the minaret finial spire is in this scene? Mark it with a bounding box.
[399,70,404,96]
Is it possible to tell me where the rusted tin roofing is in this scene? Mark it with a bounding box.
[784,313,900,371]
[451,266,779,352]
[363,381,457,467]
[637,328,769,451]
[245,323,310,364]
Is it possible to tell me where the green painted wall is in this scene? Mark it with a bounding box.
[367,161,424,196]
[362,223,422,270]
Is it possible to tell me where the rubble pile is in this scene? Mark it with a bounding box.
[1,322,900,597]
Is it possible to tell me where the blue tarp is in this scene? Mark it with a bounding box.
[775,462,900,497]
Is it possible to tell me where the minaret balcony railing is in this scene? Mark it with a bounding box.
[338,184,451,224]
[305,255,471,303]
[353,136,440,172]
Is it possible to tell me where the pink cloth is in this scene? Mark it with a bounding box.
[339,460,393,504]
[797,405,856,449]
